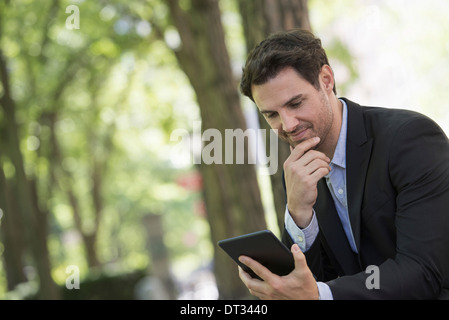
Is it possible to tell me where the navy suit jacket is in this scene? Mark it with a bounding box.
[282,98,449,299]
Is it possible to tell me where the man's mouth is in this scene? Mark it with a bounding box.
[286,126,311,143]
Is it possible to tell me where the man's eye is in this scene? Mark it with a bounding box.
[289,101,303,108]
[265,112,277,119]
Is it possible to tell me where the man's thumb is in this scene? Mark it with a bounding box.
[291,244,307,269]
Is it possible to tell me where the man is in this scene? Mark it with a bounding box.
[237,29,449,299]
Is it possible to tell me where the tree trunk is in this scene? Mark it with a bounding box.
[0,50,60,299]
[238,0,312,232]
[142,214,178,299]
[0,161,27,290]
[166,0,267,299]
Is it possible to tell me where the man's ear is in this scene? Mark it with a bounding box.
[319,65,335,94]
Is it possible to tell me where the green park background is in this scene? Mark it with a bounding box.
[1,0,448,299]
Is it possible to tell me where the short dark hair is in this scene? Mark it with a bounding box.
[240,29,336,101]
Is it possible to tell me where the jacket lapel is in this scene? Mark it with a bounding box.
[343,99,373,254]
[314,99,373,275]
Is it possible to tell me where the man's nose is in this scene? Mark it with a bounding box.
[280,109,299,133]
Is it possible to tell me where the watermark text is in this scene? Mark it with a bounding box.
[170,122,279,175]
[65,5,80,30]
[65,265,80,289]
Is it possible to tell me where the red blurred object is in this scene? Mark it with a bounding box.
[194,200,206,217]
[176,171,203,192]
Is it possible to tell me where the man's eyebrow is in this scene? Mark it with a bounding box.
[259,94,305,114]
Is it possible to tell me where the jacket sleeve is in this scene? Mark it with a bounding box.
[282,227,340,282]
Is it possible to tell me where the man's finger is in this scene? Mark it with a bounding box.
[302,158,331,176]
[288,137,320,161]
[238,266,252,283]
[239,255,273,282]
[291,244,307,267]
[310,166,331,181]
[295,150,330,167]
[238,265,266,298]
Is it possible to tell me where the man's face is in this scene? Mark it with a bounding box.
[252,67,334,149]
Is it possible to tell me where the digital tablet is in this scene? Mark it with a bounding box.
[218,230,294,280]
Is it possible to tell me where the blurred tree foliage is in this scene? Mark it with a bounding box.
[0,0,210,299]
[0,0,360,300]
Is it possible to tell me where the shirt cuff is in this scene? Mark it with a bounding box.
[317,282,334,300]
[284,206,319,252]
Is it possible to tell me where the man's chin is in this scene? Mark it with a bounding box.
[287,138,306,148]
[284,140,301,150]
[285,137,320,150]
[279,136,296,148]
[279,134,317,149]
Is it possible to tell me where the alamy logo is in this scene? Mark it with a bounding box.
[365,265,380,290]
[65,265,80,290]
[65,5,80,30]
[170,121,279,175]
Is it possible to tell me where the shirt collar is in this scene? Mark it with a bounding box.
[330,99,348,169]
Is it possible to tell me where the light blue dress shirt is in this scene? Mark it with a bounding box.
[284,99,353,300]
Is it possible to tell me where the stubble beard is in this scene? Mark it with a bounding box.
[280,92,333,151]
